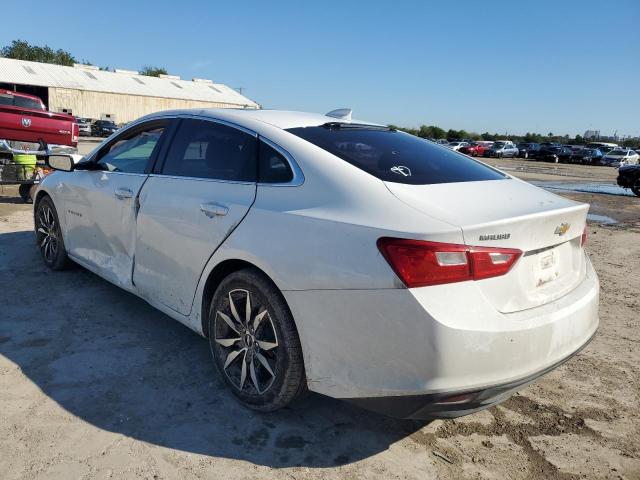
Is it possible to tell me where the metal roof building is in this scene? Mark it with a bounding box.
[0,57,259,123]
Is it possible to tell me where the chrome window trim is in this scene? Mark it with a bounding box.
[257,136,305,187]
[147,173,254,186]
[83,171,148,177]
[177,114,258,138]
[135,112,305,187]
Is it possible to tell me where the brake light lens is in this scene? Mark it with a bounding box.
[581,226,588,247]
[72,122,79,144]
[377,238,522,288]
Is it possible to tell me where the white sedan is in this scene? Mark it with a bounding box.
[36,108,599,419]
[602,148,639,167]
[446,141,469,151]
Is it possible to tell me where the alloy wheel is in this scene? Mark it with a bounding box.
[213,289,279,394]
[37,204,59,264]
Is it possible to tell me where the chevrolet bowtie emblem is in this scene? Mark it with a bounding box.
[554,222,570,236]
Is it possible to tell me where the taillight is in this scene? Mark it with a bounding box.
[377,238,522,288]
[581,226,588,247]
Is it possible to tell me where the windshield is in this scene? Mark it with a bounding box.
[102,121,117,127]
[286,125,507,185]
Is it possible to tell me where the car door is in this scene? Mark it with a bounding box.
[62,119,170,289]
[133,117,258,315]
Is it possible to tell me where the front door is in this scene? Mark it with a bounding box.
[63,121,169,288]
[134,118,258,315]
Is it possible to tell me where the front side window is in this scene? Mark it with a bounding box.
[287,124,506,185]
[162,119,257,181]
[96,125,165,173]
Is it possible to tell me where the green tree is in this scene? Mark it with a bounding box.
[430,126,446,139]
[481,132,495,141]
[140,65,168,77]
[446,129,460,140]
[1,39,76,66]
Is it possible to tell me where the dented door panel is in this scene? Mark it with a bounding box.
[133,175,256,315]
[63,170,147,288]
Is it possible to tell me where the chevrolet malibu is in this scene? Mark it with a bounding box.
[35,108,599,419]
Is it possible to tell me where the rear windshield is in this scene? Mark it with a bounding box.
[286,125,506,185]
[0,93,43,110]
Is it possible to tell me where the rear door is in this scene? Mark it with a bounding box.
[63,120,170,288]
[134,117,258,315]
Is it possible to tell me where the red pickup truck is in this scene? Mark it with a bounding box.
[0,89,78,157]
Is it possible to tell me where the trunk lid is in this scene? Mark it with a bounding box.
[386,178,589,313]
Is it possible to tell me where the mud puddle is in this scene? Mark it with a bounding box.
[531,181,635,197]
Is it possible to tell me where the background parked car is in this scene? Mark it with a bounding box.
[91,120,119,137]
[571,148,603,165]
[75,117,92,136]
[458,142,487,157]
[484,141,518,158]
[537,145,571,163]
[602,148,640,167]
[446,141,469,151]
[558,146,573,162]
[516,142,540,159]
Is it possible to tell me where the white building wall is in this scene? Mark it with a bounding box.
[48,88,253,123]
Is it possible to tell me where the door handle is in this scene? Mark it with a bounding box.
[114,187,133,200]
[200,202,229,218]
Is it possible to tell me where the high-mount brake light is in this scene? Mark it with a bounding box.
[377,238,522,288]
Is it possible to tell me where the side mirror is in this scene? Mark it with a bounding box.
[47,154,75,172]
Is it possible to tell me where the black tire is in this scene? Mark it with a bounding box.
[208,268,306,412]
[632,177,640,197]
[34,196,70,270]
[19,184,32,203]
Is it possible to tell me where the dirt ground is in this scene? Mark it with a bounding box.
[0,155,639,480]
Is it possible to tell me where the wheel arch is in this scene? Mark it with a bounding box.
[33,188,53,223]
[200,259,288,338]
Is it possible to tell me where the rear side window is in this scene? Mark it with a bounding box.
[286,125,506,185]
[259,141,293,183]
[162,119,257,181]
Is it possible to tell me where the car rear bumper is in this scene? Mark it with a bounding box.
[344,329,595,419]
[284,255,599,417]
[0,139,77,156]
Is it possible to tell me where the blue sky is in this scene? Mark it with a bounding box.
[3,0,639,136]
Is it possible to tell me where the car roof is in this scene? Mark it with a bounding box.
[138,108,381,130]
